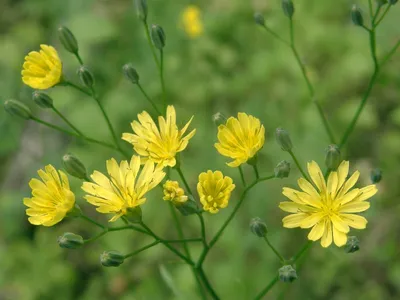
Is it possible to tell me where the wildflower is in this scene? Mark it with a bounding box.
[23,165,75,226]
[215,113,265,167]
[197,170,235,213]
[122,105,196,168]
[22,45,62,89]
[82,156,165,222]
[182,5,203,38]
[279,161,378,248]
[163,180,188,204]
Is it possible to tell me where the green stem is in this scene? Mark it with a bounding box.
[262,25,290,46]
[160,49,167,112]
[80,215,105,229]
[143,21,161,68]
[252,164,260,179]
[163,238,203,243]
[175,166,193,196]
[137,83,162,115]
[288,150,309,180]
[74,52,84,65]
[372,5,382,25]
[197,213,208,248]
[375,5,391,27]
[84,230,108,243]
[368,0,373,18]
[52,106,84,136]
[264,236,285,264]
[381,39,400,68]
[238,166,246,187]
[63,80,91,96]
[196,266,220,300]
[124,241,160,258]
[169,202,192,260]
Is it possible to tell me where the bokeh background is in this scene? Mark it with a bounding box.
[1,0,400,299]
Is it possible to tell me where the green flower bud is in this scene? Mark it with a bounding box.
[249,217,268,237]
[77,66,95,89]
[344,236,360,253]
[274,160,291,179]
[100,250,125,267]
[58,26,79,54]
[370,168,382,184]
[62,153,87,180]
[135,0,148,22]
[282,0,295,18]
[125,206,142,223]
[389,0,398,5]
[32,91,53,109]
[325,144,341,170]
[151,24,166,50]
[58,232,84,249]
[254,13,265,26]
[176,196,200,216]
[351,5,364,27]
[279,265,297,283]
[122,63,140,84]
[4,100,32,120]
[275,128,293,152]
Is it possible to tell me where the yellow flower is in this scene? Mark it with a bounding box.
[182,5,204,38]
[163,180,188,204]
[23,165,75,226]
[22,44,62,90]
[215,113,265,167]
[122,105,196,168]
[197,170,235,213]
[82,155,165,222]
[279,161,378,248]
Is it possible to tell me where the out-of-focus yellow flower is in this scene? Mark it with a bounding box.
[23,165,75,226]
[122,105,196,168]
[163,180,188,204]
[279,161,378,248]
[182,5,203,38]
[197,170,235,213]
[215,113,265,167]
[82,156,165,222]
[22,45,62,89]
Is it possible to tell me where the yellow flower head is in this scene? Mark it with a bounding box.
[182,5,203,38]
[22,44,62,90]
[122,105,196,168]
[215,113,265,167]
[197,170,235,213]
[23,165,75,226]
[279,161,378,248]
[163,180,188,204]
[82,155,165,222]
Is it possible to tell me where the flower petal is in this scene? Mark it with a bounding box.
[320,220,333,248]
[340,214,368,229]
[282,213,308,228]
[300,212,324,229]
[307,161,326,192]
[338,201,370,213]
[307,221,325,241]
[333,226,348,247]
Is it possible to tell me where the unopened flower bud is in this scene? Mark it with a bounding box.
[274,160,291,179]
[351,5,364,27]
[282,0,295,18]
[100,250,125,267]
[32,91,53,109]
[62,153,87,180]
[58,232,84,249]
[125,206,142,223]
[344,236,360,253]
[176,196,200,216]
[275,128,293,152]
[4,100,32,120]
[249,217,268,237]
[254,13,265,26]
[77,66,95,89]
[325,144,341,170]
[389,0,398,5]
[58,26,79,54]
[135,0,148,22]
[122,63,140,84]
[151,24,166,49]
[370,168,382,184]
[279,265,297,283]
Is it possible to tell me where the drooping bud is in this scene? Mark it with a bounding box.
[274,160,291,179]
[254,13,265,26]
[77,66,95,89]
[135,0,148,22]
[325,144,341,170]
[351,5,364,27]
[249,217,268,238]
[32,91,53,109]
[344,236,360,253]
[151,24,166,49]
[212,112,227,127]
[58,232,84,249]
[58,26,79,54]
[176,196,200,216]
[370,168,382,184]
[122,63,140,84]
[125,207,143,223]
[4,100,32,120]
[100,250,125,267]
[62,154,87,180]
[282,0,295,18]
[275,128,293,152]
[279,265,297,283]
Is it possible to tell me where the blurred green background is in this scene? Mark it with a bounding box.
[1,0,400,299]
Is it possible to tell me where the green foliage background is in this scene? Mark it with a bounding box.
[1,0,400,299]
